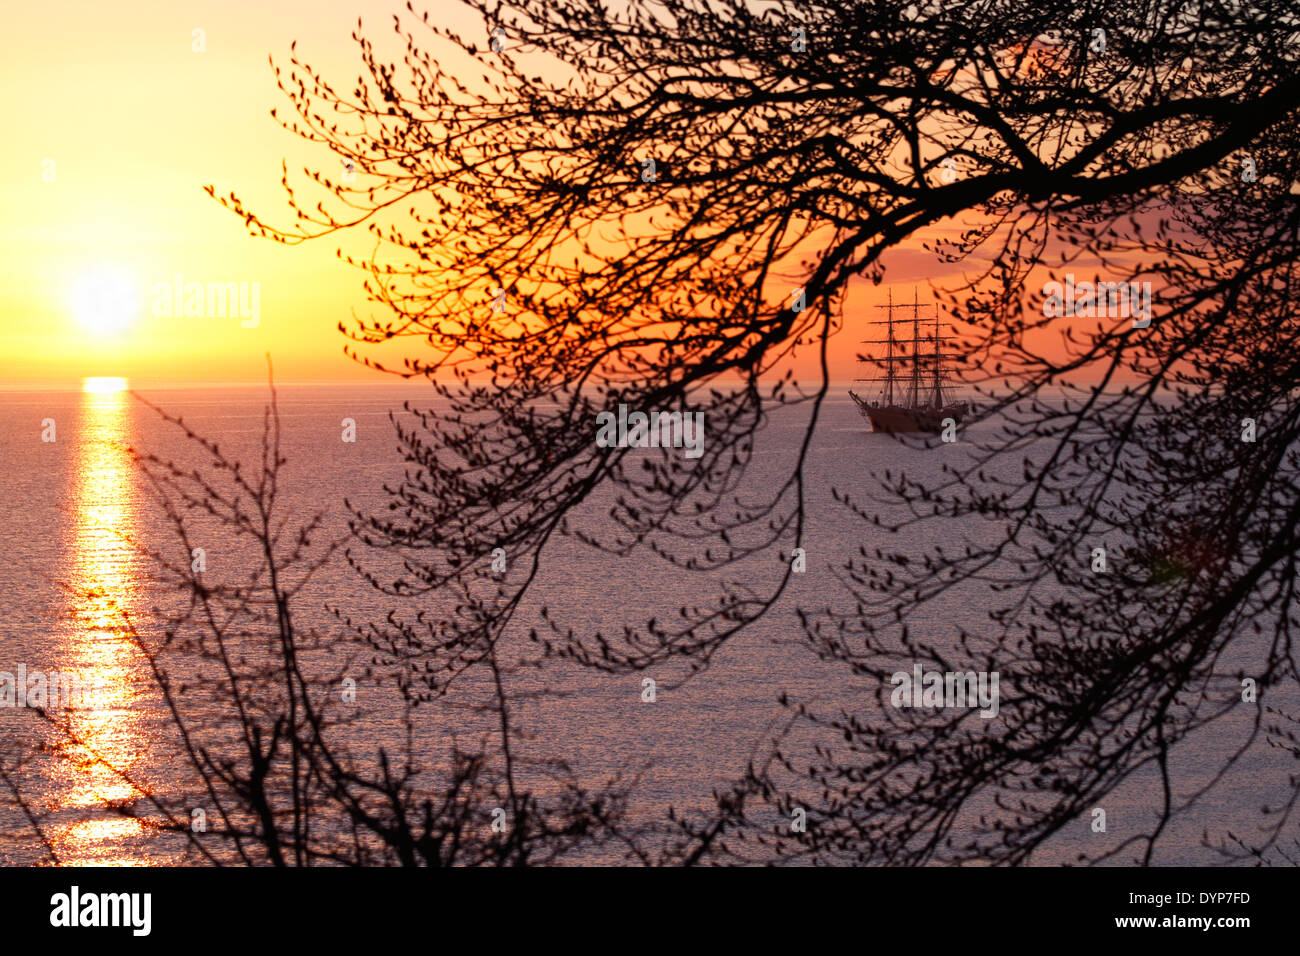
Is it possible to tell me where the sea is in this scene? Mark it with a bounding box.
[0,382,1291,866]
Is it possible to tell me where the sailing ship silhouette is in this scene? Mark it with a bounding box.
[849,289,968,433]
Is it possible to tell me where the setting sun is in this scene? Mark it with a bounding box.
[82,376,128,393]
[68,268,138,337]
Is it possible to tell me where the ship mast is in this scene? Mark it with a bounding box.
[909,289,922,409]
[932,309,942,408]
[885,289,895,405]
[857,290,960,410]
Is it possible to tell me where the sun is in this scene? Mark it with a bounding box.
[69,267,139,336]
[83,376,128,393]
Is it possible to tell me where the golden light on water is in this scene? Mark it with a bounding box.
[52,382,150,866]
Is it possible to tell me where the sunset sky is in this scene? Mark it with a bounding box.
[2,1,422,385]
[1,0,1029,388]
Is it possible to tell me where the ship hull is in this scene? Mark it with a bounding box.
[850,392,968,433]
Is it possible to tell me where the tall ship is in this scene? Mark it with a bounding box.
[849,289,969,433]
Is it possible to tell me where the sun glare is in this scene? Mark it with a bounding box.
[70,268,138,336]
[83,376,128,393]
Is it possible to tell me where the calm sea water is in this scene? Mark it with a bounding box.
[0,383,1289,865]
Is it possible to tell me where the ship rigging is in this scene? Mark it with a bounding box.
[849,289,969,433]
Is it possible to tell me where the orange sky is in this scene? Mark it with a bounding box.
[1,1,1076,388]
[1,1,434,385]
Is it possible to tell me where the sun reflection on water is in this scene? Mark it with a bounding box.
[52,380,150,866]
